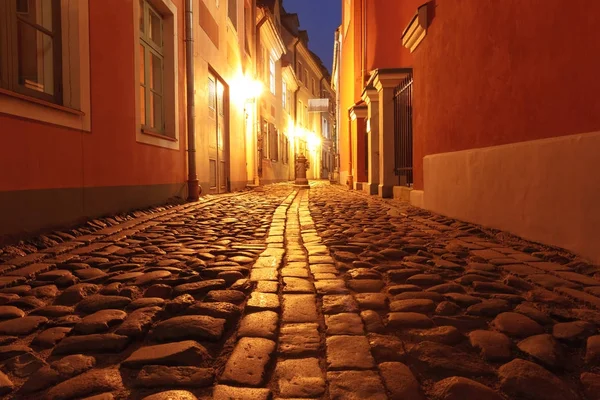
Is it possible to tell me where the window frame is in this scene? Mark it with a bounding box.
[0,0,63,104]
[139,0,166,134]
[282,80,287,110]
[269,56,276,95]
[269,123,279,162]
[228,0,237,30]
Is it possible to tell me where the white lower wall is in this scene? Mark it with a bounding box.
[420,130,600,263]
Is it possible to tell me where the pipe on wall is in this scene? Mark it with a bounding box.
[185,0,199,200]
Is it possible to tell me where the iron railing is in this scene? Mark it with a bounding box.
[393,72,413,186]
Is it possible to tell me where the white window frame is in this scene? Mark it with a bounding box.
[269,56,276,95]
[0,1,91,131]
[139,0,165,134]
[134,0,179,150]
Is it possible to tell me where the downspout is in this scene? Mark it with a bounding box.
[362,0,367,85]
[185,0,199,200]
[347,107,353,189]
[292,37,300,176]
[256,13,268,181]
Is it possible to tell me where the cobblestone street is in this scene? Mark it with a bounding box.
[0,182,599,399]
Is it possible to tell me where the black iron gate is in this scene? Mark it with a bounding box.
[393,72,413,186]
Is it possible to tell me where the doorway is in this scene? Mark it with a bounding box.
[207,71,229,193]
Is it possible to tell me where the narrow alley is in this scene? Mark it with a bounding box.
[0,182,597,399]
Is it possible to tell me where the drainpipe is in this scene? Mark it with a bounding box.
[185,0,199,200]
[347,107,353,189]
[292,37,300,175]
[362,0,368,85]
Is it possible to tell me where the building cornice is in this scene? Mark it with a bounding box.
[297,42,325,79]
[259,12,287,60]
[349,103,368,120]
[282,64,299,91]
[402,4,428,53]
[366,68,412,92]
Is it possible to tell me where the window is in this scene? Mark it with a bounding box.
[140,0,165,133]
[261,118,268,159]
[280,134,288,164]
[269,57,275,95]
[312,78,316,95]
[303,69,308,86]
[297,61,302,77]
[0,0,63,104]
[304,104,308,128]
[228,0,237,30]
[244,0,251,54]
[282,80,287,110]
[298,100,304,126]
[269,124,279,161]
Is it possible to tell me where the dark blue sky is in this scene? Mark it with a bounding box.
[283,0,341,73]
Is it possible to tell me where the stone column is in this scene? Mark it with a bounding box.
[374,73,407,198]
[362,86,379,195]
[349,104,368,189]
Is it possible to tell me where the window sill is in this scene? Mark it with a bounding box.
[141,128,177,142]
[0,88,85,116]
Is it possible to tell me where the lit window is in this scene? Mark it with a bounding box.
[0,0,63,104]
[269,57,276,95]
[282,80,287,109]
[140,0,165,133]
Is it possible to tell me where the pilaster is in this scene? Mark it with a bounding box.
[372,69,412,198]
[361,86,380,195]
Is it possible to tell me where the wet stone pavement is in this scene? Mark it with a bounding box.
[0,182,599,399]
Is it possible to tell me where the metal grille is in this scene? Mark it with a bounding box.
[393,72,413,186]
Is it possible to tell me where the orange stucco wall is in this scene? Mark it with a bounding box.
[365,0,421,71]
[0,0,186,193]
[412,0,600,190]
[339,0,419,185]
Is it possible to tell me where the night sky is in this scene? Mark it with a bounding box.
[283,0,341,73]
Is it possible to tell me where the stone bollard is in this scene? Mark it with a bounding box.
[295,154,309,188]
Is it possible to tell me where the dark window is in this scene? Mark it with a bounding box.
[269,124,279,162]
[0,0,63,104]
[228,0,237,30]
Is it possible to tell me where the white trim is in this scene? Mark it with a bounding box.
[401,6,427,53]
[133,0,179,150]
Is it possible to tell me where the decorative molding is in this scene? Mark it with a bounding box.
[259,14,286,60]
[349,104,367,121]
[402,4,428,53]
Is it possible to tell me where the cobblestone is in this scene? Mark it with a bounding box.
[0,182,598,398]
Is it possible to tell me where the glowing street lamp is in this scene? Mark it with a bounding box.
[240,76,263,104]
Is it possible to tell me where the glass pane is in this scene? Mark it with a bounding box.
[18,0,54,32]
[150,52,162,93]
[149,8,162,47]
[152,93,163,130]
[140,85,146,125]
[139,0,144,33]
[208,78,216,112]
[209,160,217,188]
[139,44,145,84]
[217,82,224,115]
[219,161,226,189]
[17,20,54,95]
